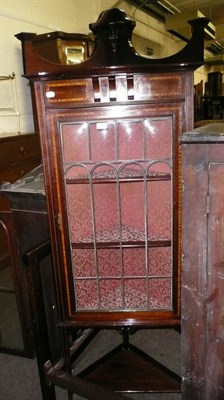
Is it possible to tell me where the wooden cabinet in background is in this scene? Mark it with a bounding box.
[0,133,41,184]
[0,133,41,256]
[180,123,224,400]
[0,133,41,356]
[201,95,224,120]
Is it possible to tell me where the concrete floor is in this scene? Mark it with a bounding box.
[0,328,182,400]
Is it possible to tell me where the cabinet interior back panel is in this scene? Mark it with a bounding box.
[62,116,173,311]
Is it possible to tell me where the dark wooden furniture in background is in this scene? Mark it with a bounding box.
[1,165,61,397]
[201,95,224,120]
[180,122,224,400]
[0,133,41,260]
[0,132,41,356]
[194,80,203,121]
[200,72,224,120]
[16,8,208,398]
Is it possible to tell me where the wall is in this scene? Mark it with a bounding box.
[0,0,212,137]
[0,0,80,137]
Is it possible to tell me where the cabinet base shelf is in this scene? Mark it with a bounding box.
[78,342,181,393]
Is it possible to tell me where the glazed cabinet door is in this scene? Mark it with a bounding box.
[41,100,182,327]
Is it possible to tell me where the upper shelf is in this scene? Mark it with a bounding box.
[65,169,171,184]
[15,8,209,79]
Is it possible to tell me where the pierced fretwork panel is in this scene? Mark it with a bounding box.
[62,117,173,311]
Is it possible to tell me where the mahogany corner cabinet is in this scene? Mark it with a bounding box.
[16,8,208,399]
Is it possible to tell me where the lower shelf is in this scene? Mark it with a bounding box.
[78,342,181,393]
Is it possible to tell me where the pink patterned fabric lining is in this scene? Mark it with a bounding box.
[77,225,170,243]
[62,118,172,163]
[66,180,171,242]
[72,246,172,311]
[72,247,171,278]
[61,117,173,312]
[74,278,171,310]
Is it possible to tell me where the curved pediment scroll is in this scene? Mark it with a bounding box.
[16,8,209,78]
